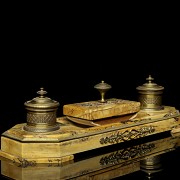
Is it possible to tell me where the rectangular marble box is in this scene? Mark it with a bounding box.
[63,98,141,120]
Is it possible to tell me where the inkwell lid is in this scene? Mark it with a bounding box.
[24,87,59,110]
[136,75,164,92]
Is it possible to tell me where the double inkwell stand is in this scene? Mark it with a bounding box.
[0,75,180,166]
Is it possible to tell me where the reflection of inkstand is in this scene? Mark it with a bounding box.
[140,155,163,179]
[136,75,164,111]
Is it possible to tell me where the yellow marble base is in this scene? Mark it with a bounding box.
[0,106,180,165]
[1,133,180,179]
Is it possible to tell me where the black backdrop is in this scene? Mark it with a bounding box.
[1,5,179,135]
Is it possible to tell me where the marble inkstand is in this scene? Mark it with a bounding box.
[0,77,180,166]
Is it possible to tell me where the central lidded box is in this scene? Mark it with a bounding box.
[63,98,140,121]
[63,80,140,121]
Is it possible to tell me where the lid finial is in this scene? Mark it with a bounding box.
[146,75,154,83]
[37,87,47,98]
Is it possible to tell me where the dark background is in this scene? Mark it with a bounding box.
[0,4,179,134]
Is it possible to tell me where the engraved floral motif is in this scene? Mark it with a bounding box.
[100,126,155,144]
[15,158,37,168]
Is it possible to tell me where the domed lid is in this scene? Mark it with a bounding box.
[136,75,164,91]
[24,87,59,109]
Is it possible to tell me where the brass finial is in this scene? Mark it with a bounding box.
[94,80,112,103]
[37,87,47,97]
[146,75,154,83]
